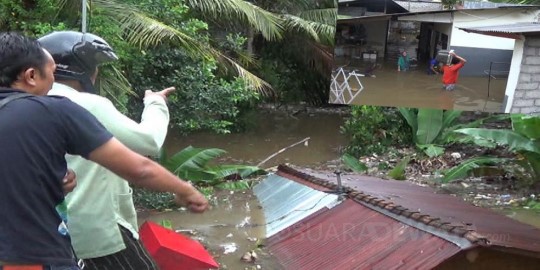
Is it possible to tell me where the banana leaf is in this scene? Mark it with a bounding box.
[388,156,411,180]
[442,156,508,183]
[205,164,265,179]
[164,146,226,179]
[443,113,510,144]
[216,180,251,191]
[454,128,540,154]
[442,110,462,129]
[398,107,417,139]
[520,152,540,180]
[512,114,540,140]
[341,153,367,172]
[416,109,443,144]
[417,144,445,158]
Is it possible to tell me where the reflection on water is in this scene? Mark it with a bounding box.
[138,190,284,269]
[164,111,348,169]
[331,58,507,112]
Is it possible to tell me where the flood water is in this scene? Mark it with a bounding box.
[138,190,285,270]
[331,57,507,112]
[163,111,348,169]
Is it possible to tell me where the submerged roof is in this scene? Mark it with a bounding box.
[257,165,540,269]
[459,22,540,39]
[253,173,340,237]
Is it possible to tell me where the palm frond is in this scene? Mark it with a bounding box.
[281,14,335,44]
[186,0,283,41]
[93,0,271,94]
[297,8,337,26]
[285,39,334,76]
[210,47,273,95]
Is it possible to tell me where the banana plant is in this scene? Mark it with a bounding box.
[442,114,540,184]
[398,108,509,157]
[160,146,265,186]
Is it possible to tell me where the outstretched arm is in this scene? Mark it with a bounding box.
[88,138,208,212]
[78,86,175,157]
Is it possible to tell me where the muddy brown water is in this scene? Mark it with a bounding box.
[332,58,507,112]
[138,190,284,270]
[163,112,349,169]
[139,111,540,269]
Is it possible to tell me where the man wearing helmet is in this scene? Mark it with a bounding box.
[39,30,176,269]
[0,32,208,270]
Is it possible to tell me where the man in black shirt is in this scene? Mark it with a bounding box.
[0,32,209,270]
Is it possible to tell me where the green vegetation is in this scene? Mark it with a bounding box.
[1,0,337,134]
[398,108,509,157]
[342,105,412,156]
[443,114,540,188]
[134,146,265,210]
[161,146,264,186]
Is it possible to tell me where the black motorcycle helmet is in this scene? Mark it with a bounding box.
[38,31,118,93]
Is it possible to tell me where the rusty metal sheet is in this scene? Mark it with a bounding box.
[289,167,540,257]
[267,199,461,270]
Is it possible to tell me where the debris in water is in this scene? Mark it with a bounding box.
[247,237,258,242]
[241,250,258,263]
[226,233,233,238]
[221,243,238,254]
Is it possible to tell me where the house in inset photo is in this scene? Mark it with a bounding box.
[331,0,540,113]
[459,22,540,114]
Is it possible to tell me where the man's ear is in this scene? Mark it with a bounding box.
[21,68,38,87]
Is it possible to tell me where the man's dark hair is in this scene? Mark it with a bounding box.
[451,56,460,65]
[0,32,47,87]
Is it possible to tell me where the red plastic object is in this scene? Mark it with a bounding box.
[139,221,219,270]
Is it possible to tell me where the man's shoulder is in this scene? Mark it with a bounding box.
[49,84,112,108]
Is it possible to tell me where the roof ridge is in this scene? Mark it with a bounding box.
[277,164,491,246]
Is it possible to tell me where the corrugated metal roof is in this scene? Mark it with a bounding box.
[337,5,540,24]
[395,0,443,12]
[276,165,540,258]
[460,22,540,34]
[253,173,341,238]
[267,199,462,269]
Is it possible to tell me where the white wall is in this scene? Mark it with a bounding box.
[450,9,538,49]
[505,37,524,113]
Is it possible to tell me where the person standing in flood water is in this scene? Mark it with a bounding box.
[441,50,467,91]
[39,30,192,270]
[397,51,410,72]
[0,31,208,270]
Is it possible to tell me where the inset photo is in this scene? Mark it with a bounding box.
[330,0,540,114]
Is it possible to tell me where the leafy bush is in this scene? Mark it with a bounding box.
[341,105,412,156]
[126,47,260,134]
